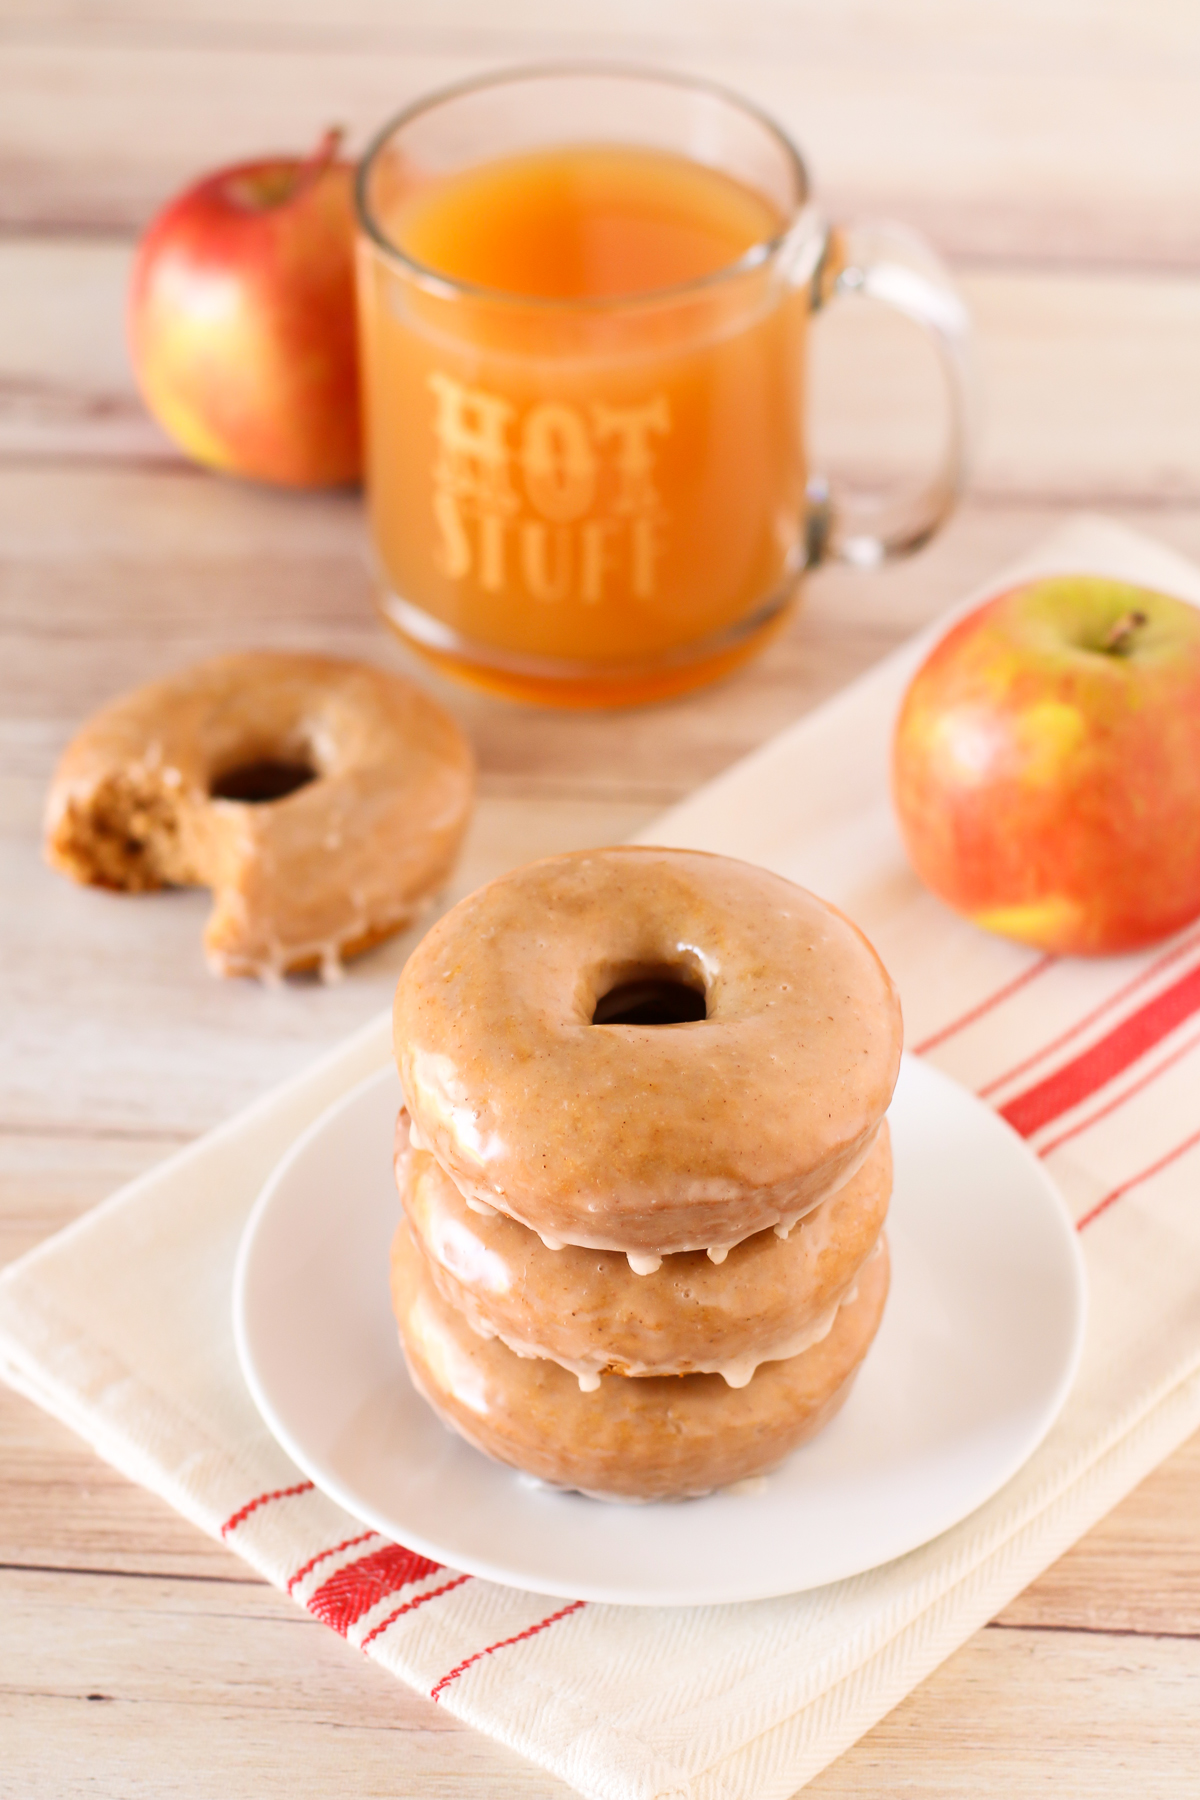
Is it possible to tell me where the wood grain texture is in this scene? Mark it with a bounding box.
[4,4,1200,1794]
[813,1623,1200,1798]
[3,5,1200,267]
[4,1560,1200,1799]
[1,1567,563,1798]
[5,238,1200,505]
[995,1431,1200,1639]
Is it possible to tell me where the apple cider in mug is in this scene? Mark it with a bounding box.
[358,144,807,701]
[356,70,971,705]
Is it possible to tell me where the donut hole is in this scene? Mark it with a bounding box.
[592,970,707,1026]
[210,757,317,804]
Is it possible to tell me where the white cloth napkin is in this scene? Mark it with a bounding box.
[4,515,1200,1800]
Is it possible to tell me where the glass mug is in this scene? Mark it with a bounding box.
[356,67,971,707]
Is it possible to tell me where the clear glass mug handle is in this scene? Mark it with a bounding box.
[803,220,974,570]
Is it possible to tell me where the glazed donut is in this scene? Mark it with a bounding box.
[393,847,902,1255]
[44,651,474,979]
[390,1217,890,1501]
[396,1112,891,1388]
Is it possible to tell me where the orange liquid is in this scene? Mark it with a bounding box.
[358,144,807,703]
[398,144,780,300]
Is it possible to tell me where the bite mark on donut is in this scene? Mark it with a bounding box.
[47,768,190,892]
[45,652,475,981]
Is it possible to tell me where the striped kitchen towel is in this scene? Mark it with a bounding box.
[3,514,1200,1800]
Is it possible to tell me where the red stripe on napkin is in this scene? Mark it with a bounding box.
[287,1530,378,1596]
[1077,1125,1200,1232]
[1039,1028,1200,1159]
[912,954,1055,1055]
[360,1573,472,1651]
[979,927,1200,1100]
[430,1599,587,1701]
[1000,960,1200,1139]
[306,1542,443,1637]
[220,1479,314,1538]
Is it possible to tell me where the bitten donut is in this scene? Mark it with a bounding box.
[44,651,474,978]
[390,1218,891,1501]
[394,848,902,1255]
[397,1112,891,1388]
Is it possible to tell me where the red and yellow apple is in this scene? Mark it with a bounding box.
[128,129,361,486]
[891,575,1200,955]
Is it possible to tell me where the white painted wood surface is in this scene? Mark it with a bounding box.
[2,4,1198,1794]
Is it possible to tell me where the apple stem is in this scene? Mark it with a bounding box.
[222,127,347,212]
[1102,609,1148,655]
[298,126,346,190]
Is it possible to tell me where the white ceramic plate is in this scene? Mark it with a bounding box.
[233,1055,1086,1607]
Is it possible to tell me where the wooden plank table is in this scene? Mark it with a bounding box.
[2,5,1199,1792]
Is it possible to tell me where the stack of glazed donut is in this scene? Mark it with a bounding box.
[390,847,903,1501]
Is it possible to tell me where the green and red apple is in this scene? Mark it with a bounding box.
[128,129,361,487]
[891,575,1200,955]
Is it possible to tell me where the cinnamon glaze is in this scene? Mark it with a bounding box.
[393,847,902,1253]
[390,1220,891,1501]
[396,1113,891,1387]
